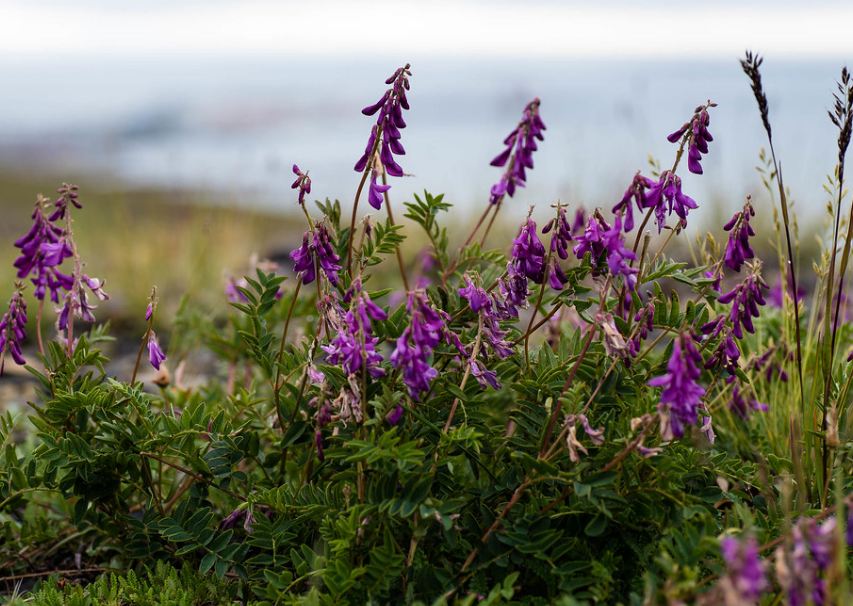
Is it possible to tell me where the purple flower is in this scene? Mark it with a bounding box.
[613,172,656,232]
[0,287,28,372]
[563,413,605,463]
[782,517,837,606]
[628,302,655,358]
[57,273,108,331]
[719,535,767,603]
[367,168,391,210]
[458,275,512,389]
[322,280,386,378]
[289,223,341,287]
[386,404,404,426]
[511,217,546,283]
[728,384,768,419]
[354,64,412,207]
[147,331,167,370]
[723,199,756,272]
[13,198,73,303]
[488,98,546,204]
[667,104,715,175]
[48,183,82,222]
[573,212,638,290]
[642,171,698,232]
[390,291,460,399]
[291,164,312,206]
[718,271,767,339]
[458,276,491,312]
[648,332,707,440]
[750,345,790,383]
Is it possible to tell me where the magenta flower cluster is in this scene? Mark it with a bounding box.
[290,223,342,287]
[489,98,546,205]
[0,287,27,371]
[648,332,707,440]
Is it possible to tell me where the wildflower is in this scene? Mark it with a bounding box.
[147,332,167,370]
[511,217,546,283]
[289,223,341,287]
[574,212,638,290]
[628,302,654,358]
[751,345,789,383]
[57,274,108,332]
[643,171,698,232]
[386,404,404,426]
[458,276,512,388]
[648,332,707,440]
[322,281,386,379]
[489,98,546,204]
[729,384,768,419]
[13,197,73,303]
[0,287,28,372]
[542,205,574,260]
[563,413,605,463]
[719,535,767,604]
[48,183,82,221]
[718,269,768,339]
[722,199,756,272]
[781,517,837,606]
[391,291,460,399]
[354,64,412,208]
[613,172,656,232]
[667,103,715,175]
[291,164,312,206]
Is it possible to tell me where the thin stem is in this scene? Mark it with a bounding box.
[130,327,150,385]
[478,199,502,248]
[443,315,484,433]
[346,130,383,277]
[273,278,302,431]
[35,298,45,357]
[380,168,410,291]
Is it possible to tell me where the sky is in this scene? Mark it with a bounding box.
[1,0,852,60]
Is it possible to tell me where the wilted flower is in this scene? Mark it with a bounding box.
[322,281,386,378]
[289,223,342,287]
[723,199,756,272]
[458,275,512,389]
[667,103,715,175]
[489,98,546,204]
[291,164,312,206]
[563,413,605,463]
[719,535,767,604]
[354,64,412,209]
[0,286,28,372]
[648,332,707,440]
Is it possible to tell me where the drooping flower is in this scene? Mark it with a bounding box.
[542,206,574,290]
[458,276,512,389]
[667,103,715,175]
[728,384,768,419]
[291,164,312,206]
[613,172,656,232]
[13,197,73,303]
[496,215,546,318]
[719,535,767,604]
[718,269,768,339]
[779,517,838,606]
[648,332,707,440]
[354,64,412,208]
[0,286,28,372]
[57,273,109,332]
[563,413,605,463]
[322,280,386,379]
[489,98,546,204]
[147,331,167,370]
[391,291,461,399]
[723,199,756,272]
[289,223,341,287]
[642,171,699,232]
[48,183,82,222]
[573,212,638,290]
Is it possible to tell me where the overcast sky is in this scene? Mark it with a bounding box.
[1,0,851,59]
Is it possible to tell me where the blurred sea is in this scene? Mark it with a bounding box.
[0,55,845,224]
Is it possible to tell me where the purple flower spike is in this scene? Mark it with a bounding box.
[648,332,707,440]
[723,199,756,272]
[291,164,312,206]
[488,98,546,204]
[668,103,715,175]
[386,404,405,426]
[49,183,82,222]
[642,171,698,232]
[289,224,341,287]
[511,217,546,283]
[323,281,386,379]
[147,331,167,370]
[573,212,638,290]
[720,535,767,603]
[542,206,574,259]
[458,276,490,312]
[354,64,412,207]
[718,270,767,339]
[14,198,74,303]
[0,287,28,373]
[613,172,656,233]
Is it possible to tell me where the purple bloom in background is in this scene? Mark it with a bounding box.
[643,171,698,232]
[0,287,28,372]
[719,535,767,603]
[768,275,805,308]
[14,199,73,303]
[613,172,655,232]
[723,199,756,272]
[354,64,412,208]
[289,223,341,287]
[729,384,768,419]
[783,517,837,606]
[291,164,312,206]
[147,331,167,370]
[668,104,715,175]
[391,291,460,399]
[573,212,610,261]
[488,98,546,204]
[718,272,768,339]
[648,332,707,440]
[323,280,387,379]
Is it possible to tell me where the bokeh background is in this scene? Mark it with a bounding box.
[0,0,851,323]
